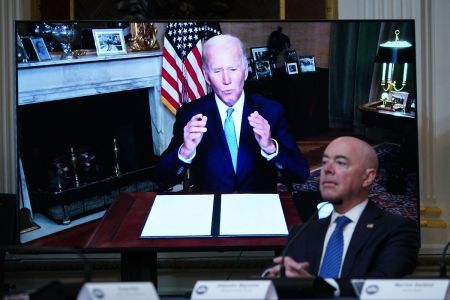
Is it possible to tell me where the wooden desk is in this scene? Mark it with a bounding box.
[358,100,418,194]
[358,100,416,129]
[85,192,300,285]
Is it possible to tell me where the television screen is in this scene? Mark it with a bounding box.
[14,20,419,247]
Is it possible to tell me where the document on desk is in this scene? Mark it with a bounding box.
[220,194,288,236]
[140,194,214,238]
[140,193,288,238]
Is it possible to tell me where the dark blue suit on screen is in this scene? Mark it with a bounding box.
[156,92,310,193]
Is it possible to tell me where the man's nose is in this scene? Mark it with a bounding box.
[322,161,334,174]
[222,70,231,85]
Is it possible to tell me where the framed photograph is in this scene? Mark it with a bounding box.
[390,91,409,111]
[31,37,52,61]
[285,49,298,63]
[285,62,299,75]
[92,29,127,55]
[299,56,316,72]
[255,60,272,80]
[251,47,270,61]
[21,36,49,62]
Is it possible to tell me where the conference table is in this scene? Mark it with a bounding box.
[85,192,301,285]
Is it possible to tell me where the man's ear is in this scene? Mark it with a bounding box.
[203,69,211,86]
[362,168,377,188]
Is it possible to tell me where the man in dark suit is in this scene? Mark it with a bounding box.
[156,34,309,193]
[265,136,420,296]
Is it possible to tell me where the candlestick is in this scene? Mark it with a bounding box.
[403,63,408,83]
[387,63,392,81]
[113,138,121,176]
[381,63,386,83]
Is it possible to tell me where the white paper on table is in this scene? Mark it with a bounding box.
[219,194,288,236]
[140,194,214,238]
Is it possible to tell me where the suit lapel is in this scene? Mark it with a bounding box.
[236,97,255,175]
[310,217,330,275]
[341,202,381,277]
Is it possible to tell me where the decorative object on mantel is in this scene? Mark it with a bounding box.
[52,23,77,60]
[128,22,160,51]
[268,26,291,68]
[34,22,57,52]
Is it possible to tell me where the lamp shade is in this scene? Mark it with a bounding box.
[375,45,414,63]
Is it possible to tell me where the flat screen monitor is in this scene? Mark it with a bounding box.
[13,20,419,248]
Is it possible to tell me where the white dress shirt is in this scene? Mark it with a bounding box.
[178,91,279,163]
[321,199,368,297]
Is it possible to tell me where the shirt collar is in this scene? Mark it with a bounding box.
[214,91,245,115]
[330,199,368,224]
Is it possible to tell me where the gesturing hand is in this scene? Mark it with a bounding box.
[266,256,312,278]
[179,113,208,159]
[248,111,276,154]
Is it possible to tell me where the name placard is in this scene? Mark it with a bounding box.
[358,279,450,300]
[77,282,159,300]
[191,280,278,300]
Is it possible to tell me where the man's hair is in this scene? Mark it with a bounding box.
[202,34,248,71]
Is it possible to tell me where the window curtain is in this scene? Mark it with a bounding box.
[328,22,381,134]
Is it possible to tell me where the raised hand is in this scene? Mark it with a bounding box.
[179,113,208,159]
[248,111,276,154]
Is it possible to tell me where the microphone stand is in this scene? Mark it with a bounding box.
[439,239,450,277]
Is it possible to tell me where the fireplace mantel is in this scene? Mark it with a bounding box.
[18,51,175,155]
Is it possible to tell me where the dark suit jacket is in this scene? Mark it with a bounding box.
[283,201,420,295]
[155,92,309,193]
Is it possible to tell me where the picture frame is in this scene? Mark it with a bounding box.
[390,91,409,111]
[285,49,298,63]
[285,62,299,75]
[254,60,272,80]
[299,56,316,72]
[31,37,52,61]
[92,29,127,55]
[251,47,270,61]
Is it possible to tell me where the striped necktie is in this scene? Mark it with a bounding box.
[318,216,351,278]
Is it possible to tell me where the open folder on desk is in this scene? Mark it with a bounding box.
[140,194,288,238]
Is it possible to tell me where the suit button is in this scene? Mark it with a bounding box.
[176,167,185,174]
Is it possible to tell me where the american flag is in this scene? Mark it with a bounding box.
[161,22,222,114]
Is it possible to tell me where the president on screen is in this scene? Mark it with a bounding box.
[156,34,309,193]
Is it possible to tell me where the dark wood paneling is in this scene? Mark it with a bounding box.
[40,0,70,20]
[285,0,326,19]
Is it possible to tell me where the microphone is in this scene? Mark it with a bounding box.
[279,199,341,278]
[439,239,450,277]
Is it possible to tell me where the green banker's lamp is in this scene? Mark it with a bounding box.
[374,29,414,107]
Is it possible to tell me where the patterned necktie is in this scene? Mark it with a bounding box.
[224,108,238,172]
[319,215,351,278]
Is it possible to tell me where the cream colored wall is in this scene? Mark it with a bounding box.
[0,0,26,194]
[339,0,450,254]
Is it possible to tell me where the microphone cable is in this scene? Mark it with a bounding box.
[2,245,92,283]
